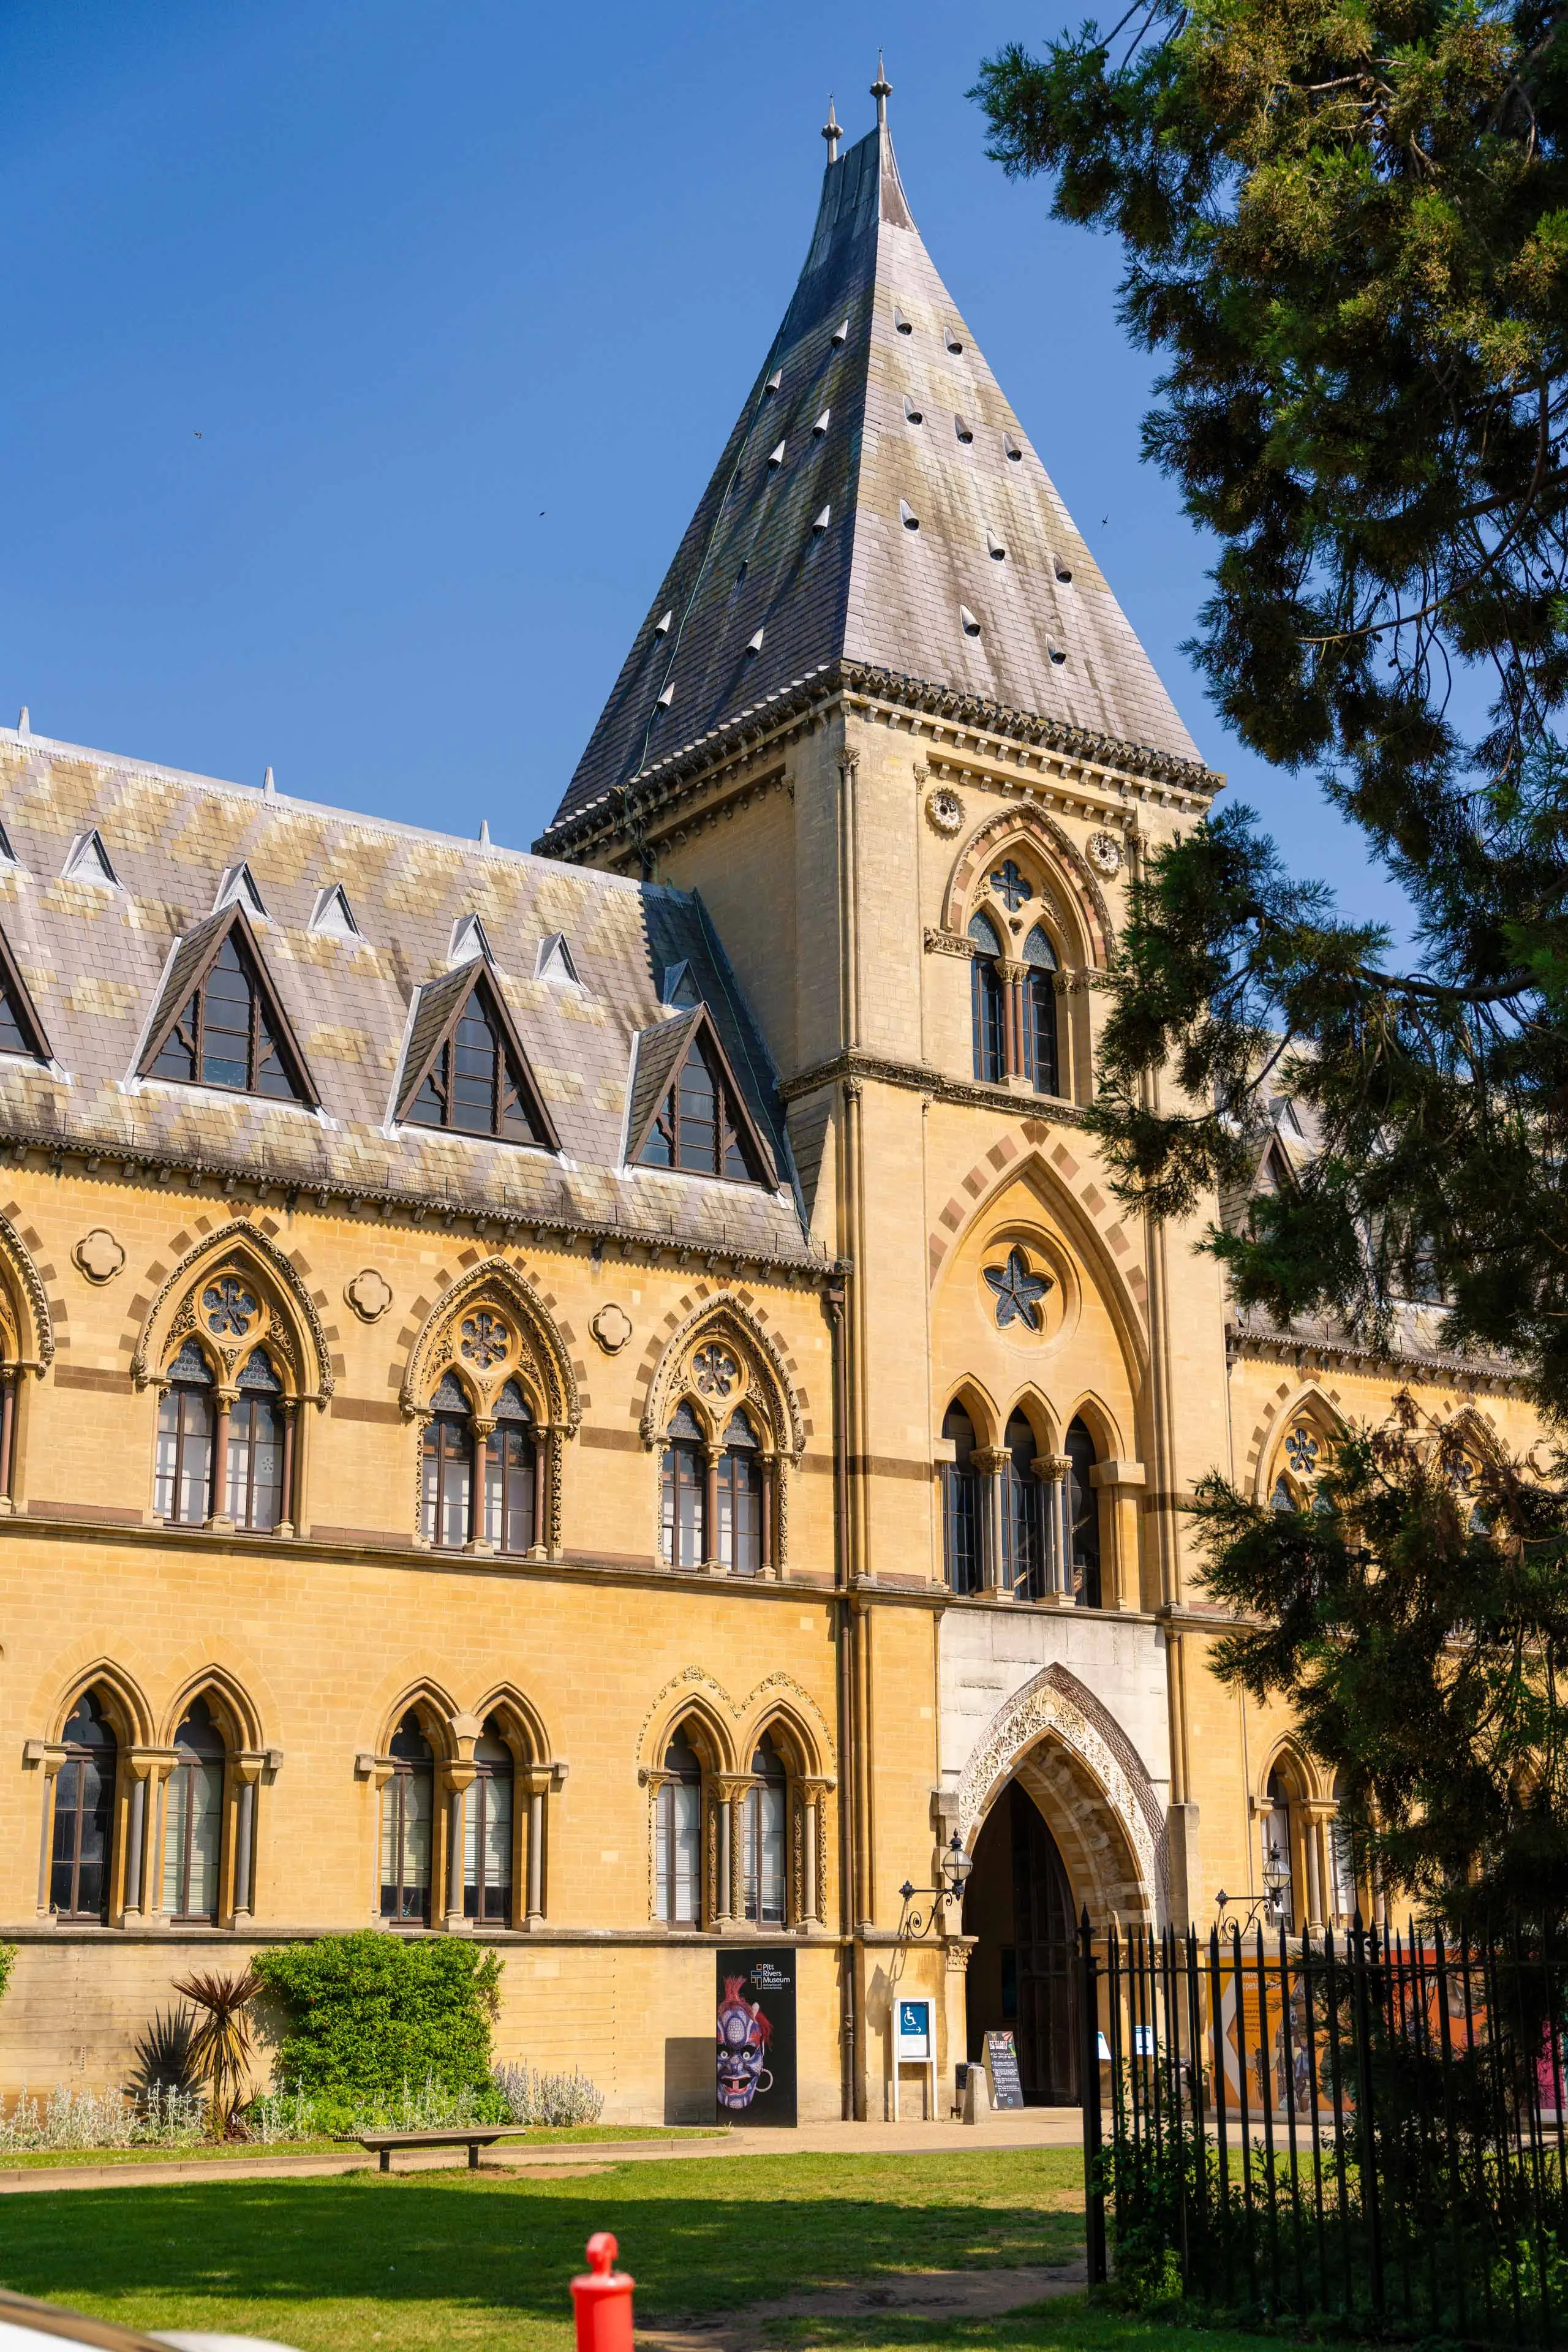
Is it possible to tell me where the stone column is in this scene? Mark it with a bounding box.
[0,1365,18,1506]
[277,1401,298,1537]
[233,1758,262,1922]
[1090,1459,1147,1610]
[704,1444,723,1572]
[525,1776,547,1928]
[1035,1456,1074,1604]
[761,1457,775,1575]
[971,1449,1011,1594]
[207,1389,236,1531]
[146,1760,176,1926]
[123,1764,149,1921]
[443,1763,477,1931]
[34,1757,59,1917]
[467,1419,495,1553]
[531,1428,550,1555]
[714,1784,735,1928]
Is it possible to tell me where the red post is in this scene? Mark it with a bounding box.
[570,2231,635,2352]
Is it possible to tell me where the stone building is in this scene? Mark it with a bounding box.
[0,79,1537,2120]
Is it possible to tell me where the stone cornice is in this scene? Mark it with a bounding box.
[0,1121,842,1289]
[778,1047,1089,1126]
[535,660,1223,863]
[1227,1321,1524,1391]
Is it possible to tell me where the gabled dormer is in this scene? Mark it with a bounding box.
[309,884,363,941]
[61,829,120,890]
[138,905,317,1107]
[448,913,491,968]
[0,923,51,1066]
[213,862,268,921]
[535,932,579,985]
[625,1005,774,1186]
[393,957,558,1150]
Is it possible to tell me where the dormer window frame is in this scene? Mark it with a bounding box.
[393,959,560,1154]
[213,863,269,922]
[308,884,363,943]
[0,921,53,1068]
[137,904,318,1110]
[535,932,579,986]
[61,830,121,892]
[624,1005,776,1190]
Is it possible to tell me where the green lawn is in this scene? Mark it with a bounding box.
[0,2124,722,2170]
[789,2305,1297,2352]
[0,2148,1085,2352]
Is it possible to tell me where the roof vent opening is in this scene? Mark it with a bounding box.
[61,830,119,889]
[944,327,964,354]
[745,627,764,655]
[954,415,974,445]
[812,503,831,533]
[1048,643,1068,666]
[1055,561,1074,584]
[535,931,579,984]
[655,682,675,709]
[309,883,363,941]
[903,395,923,426]
[763,368,782,396]
[662,960,703,1011]
[1005,435,1023,463]
[736,560,748,586]
[899,499,920,532]
[214,862,268,921]
[654,609,673,636]
[766,439,786,470]
[987,530,1007,562]
[812,407,831,436]
[894,306,912,335]
[448,912,491,967]
[960,606,982,638]
[831,317,849,345]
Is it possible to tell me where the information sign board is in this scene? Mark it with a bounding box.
[717,1948,797,2127]
[985,2027,1025,2109]
[896,1998,932,2060]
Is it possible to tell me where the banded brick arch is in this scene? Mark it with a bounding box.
[956,1662,1167,1926]
[927,1124,1148,1346]
[0,1202,58,1370]
[940,805,1115,966]
[1245,1378,1347,1502]
[633,1284,810,1459]
[127,1216,336,1398]
[398,1254,582,1429]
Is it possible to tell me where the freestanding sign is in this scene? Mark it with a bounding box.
[985,2027,1026,2110]
[716,1948,797,2126]
[892,1996,936,2120]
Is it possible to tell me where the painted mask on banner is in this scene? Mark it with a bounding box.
[716,1973,774,2109]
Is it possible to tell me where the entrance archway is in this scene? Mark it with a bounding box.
[962,1780,1079,2103]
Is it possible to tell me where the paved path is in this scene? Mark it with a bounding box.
[0,2108,1085,2196]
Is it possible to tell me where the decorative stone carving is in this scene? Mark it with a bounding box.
[591,1302,633,1355]
[72,1229,124,1285]
[1087,830,1123,876]
[692,1343,739,1398]
[346,1268,393,1323]
[923,927,976,959]
[925,788,964,835]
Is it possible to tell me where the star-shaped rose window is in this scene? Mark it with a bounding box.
[984,1246,1053,1332]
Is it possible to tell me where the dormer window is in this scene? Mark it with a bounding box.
[661,961,703,1011]
[397,963,557,1150]
[448,913,491,967]
[309,884,362,941]
[626,1006,774,1187]
[535,932,578,984]
[61,831,119,889]
[143,912,314,1106]
[214,864,267,921]
[0,924,51,1065]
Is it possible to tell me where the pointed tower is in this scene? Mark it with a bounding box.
[541,92,1207,851]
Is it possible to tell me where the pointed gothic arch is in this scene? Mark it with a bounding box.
[940,805,1115,968]
[1257,1385,1348,1506]
[130,1221,334,1400]
[399,1257,579,1428]
[157,1665,264,1755]
[48,1660,152,1749]
[639,1293,805,1461]
[0,1208,54,1373]
[956,1662,1167,1925]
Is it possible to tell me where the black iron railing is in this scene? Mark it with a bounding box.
[1079,1911,1568,2341]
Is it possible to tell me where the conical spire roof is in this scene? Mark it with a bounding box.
[545,106,1204,841]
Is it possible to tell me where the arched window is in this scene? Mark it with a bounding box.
[968,911,1005,1084]
[380,1711,434,1924]
[1272,1475,1295,1512]
[744,1732,788,1925]
[463,1717,513,1924]
[1001,1412,1046,1600]
[1022,924,1060,1097]
[156,1340,214,1526]
[1262,1768,1295,1931]
[228,1349,285,1532]
[51,1691,116,1921]
[717,1409,763,1575]
[662,1400,706,1568]
[410,981,544,1142]
[485,1381,538,1555]
[422,1373,473,1550]
[163,1698,225,1923]
[656,1723,703,1926]
[1065,1416,1101,1608]
[940,1402,982,1594]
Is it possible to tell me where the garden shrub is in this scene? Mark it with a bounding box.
[0,1946,15,2008]
[254,1932,502,2104]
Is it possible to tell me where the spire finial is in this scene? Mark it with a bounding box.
[871,50,892,129]
[262,765,276,797]
[821,95,840,162]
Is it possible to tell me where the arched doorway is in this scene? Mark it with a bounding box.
[962,1779,1078,2103]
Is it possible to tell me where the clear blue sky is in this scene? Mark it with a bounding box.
[0,0,1404,932]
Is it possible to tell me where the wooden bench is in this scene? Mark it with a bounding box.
[355,2125,532,2173]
